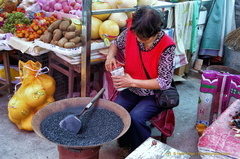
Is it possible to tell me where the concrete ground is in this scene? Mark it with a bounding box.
[0,70,202,159]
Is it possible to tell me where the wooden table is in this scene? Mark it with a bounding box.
[48,52,105,98]
[126,137,190,159]
[0,50,12,94]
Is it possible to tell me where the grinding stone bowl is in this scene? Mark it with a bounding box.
[32,97,131,149]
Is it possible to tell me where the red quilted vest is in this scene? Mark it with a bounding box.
[125,19,175,79]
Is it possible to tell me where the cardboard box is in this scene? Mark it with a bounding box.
[174,65,186,76]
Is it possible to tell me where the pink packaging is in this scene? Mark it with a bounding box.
[222,75,240,113]
[197,70,220,126]
[197,70,240,127]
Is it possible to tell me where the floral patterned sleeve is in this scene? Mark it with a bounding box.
[157,45,176,90]
[112,29,127,50]
[111,29,127,64]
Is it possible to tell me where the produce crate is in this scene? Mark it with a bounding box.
[18,52,49,67]
[52,68,69,101]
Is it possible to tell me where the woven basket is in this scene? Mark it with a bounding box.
[206,65,240,75]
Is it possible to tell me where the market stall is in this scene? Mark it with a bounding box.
[0,0,179,98]
[2,1,229,159]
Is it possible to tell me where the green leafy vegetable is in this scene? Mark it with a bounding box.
[2,12,31,34]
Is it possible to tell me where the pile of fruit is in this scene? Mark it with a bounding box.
[37,0,83,17]
[1,12,31,34]
[16,13,58,41]
[0,0,160,47]
[0,9,59,41]
[39,17,82,48]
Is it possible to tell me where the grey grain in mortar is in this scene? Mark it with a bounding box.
[40,107,124,147]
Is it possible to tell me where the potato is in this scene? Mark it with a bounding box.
[64,31,76,39]
[62,31,67,36]
[67,25,76,32]
[50,40,58,45]
[75,29,81,36]
[53,29,62,41]
[47,26,54,33]
[43,30,49,35]
[43,32,53,43]
[59,21,71,31]
[62,17,72,24]
[40,34,44,41]
[64,42,76,48]
[57,37,68,47]
[50,20,62,30]
[75,42,82,47]
[69,36,81,44]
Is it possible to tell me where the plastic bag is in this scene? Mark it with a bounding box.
[8,60,56,131]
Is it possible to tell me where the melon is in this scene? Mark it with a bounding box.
[116,0,137,8]
[103,0,118,9]
[92,2,112,21]
[99,20,120,41]
[137,0,157,6]
[91,16,103,40]
[108,12,128,28]
[71,18,82,31]
[126,11,134,19]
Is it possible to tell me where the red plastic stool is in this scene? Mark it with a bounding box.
[150,109,175,144]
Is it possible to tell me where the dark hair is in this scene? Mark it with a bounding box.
[130,6,163,39]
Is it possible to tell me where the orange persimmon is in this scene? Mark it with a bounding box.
[29,34,35,39]
[33,25,39,31]
[16,33,24,38]
[36,30,43,35]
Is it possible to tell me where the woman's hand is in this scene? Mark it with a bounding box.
[105,58,125,71]
[105,43,125,71]
[112,73,160,90]
[105,56,117,71]
[111,73,133,89]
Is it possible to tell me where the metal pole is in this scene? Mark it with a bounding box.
[81,0,92,97]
